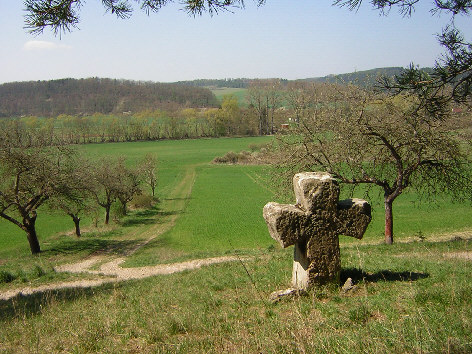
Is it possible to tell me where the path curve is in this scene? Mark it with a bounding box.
[0,256,240,301]
[0,164,242,301]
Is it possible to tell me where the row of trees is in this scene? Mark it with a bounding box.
[0,127,157,254]
[10,76,447,145]
[0,85,292,143]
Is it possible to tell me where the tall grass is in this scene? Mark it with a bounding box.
[1,238,471,352]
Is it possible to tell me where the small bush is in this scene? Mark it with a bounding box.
[131,194,155,209]
[213,151,239,164]
[0,270,15,284]
[212,150,252,164]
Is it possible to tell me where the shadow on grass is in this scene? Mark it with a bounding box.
[133,209,160,217]
[163,197,191,201]
[122,207,182,228]
[121,217,157,227]
[42,239,142,257]
[0,282,120,322]
[341,268,429,284]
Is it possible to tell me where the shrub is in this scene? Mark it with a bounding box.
[0,270,15,284]
[131,194,155,209]
[213,151,239,164]
[212,150,253,164]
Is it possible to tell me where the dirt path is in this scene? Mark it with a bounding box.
[0,255,240,301]
[0,164,240,301]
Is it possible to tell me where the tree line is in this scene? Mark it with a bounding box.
[0,78,219,117]
[0,80,296,143]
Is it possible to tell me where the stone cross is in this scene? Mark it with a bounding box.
[263,172,371,289]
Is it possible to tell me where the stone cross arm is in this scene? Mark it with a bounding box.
[337,198,372,239]
[263,173,371,248]
[263,172,372,288]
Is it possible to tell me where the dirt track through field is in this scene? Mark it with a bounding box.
[0,165,240,301]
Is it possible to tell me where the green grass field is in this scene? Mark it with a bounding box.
[211,88,248,107]
[0,136,471,352]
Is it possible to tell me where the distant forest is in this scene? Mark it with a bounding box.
[174,67,421,89]
[305,67,433,87]
[175,78,254,89]
[0,67,426,118]
[0,78,219,117]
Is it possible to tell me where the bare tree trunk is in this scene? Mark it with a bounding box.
[121,200,127,216]
[25,222,41,254]
[384,199,394,244]
[72,215,81,237]
[105,205,111,225]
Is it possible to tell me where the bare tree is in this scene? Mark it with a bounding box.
[275,83,470,244]
[115,158,142,215]
[247,79,284,135]
[90,158,121,225]
[90,156,143,223]
[139,153,158,197]
[0,128,77,254]
[47,155,93,237]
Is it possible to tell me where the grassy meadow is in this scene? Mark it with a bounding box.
[0,136,471,352]
[212,88,248,107]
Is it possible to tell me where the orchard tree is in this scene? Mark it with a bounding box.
[47,155,93,237]
[275,83,470,244]
[139,153,158,197]
[90,156,142,223]
[0,128,78,254]
[90,157,121,225]
[114,158,142,215]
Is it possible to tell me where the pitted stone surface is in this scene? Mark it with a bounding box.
[263,172,371,289]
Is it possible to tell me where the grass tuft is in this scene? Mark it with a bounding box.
[0,270,15,284]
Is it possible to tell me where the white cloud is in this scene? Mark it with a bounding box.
[23,40,72,51]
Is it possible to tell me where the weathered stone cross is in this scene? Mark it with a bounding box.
[263,172,371,289]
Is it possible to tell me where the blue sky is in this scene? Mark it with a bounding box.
[0,1,470,83]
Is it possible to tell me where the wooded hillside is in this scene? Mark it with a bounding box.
[0,78,219,117]
[305,67,432,87]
